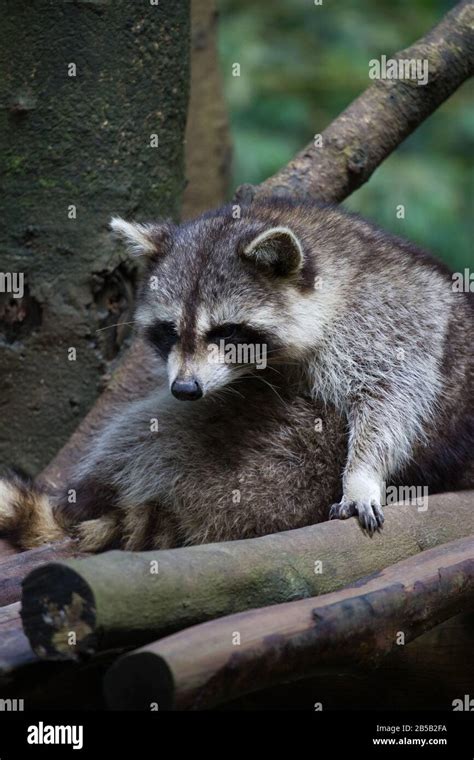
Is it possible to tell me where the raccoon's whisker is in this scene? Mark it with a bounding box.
[264,348,299,357]
[240,373,286,404]
[267,360,301,366]
[265,365,283,376]
[223,385,246,400]
[95,321,140,333]
[211,384,246,402]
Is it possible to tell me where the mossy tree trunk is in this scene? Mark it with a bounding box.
[0,0,190,474]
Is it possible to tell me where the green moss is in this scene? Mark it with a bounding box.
[38,178,57,189]
[5,154,25,173]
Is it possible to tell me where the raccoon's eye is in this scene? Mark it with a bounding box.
[145,321,178,356]
[207,323,240,344]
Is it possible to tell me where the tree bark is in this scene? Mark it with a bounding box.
[223,612,474,711]
[38,0,474,489]
[103,536,474,710]
[0,0,190,474]
[19,491,474,659]
[0,539,83,607]
[0,603,37,678]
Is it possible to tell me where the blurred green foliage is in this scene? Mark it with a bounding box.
[218,0,473,270]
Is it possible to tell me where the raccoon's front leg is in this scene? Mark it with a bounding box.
[329,404,387,534]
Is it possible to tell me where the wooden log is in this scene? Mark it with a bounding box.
[0,601,115,710]
[0,538,20,559]
[20,492,474,659]
[0,539,86,607]
[223,613,474,711]
[104,536,474,710]
[0,603,38,679]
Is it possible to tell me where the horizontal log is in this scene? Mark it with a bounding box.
[224,612,474,710]
[20,491,474,659]
[0,539,85,608]
[0,603,38,679]
[0,538,20,559]
[104,536,474,710]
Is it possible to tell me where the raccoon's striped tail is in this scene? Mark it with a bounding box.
[0,473,66,550]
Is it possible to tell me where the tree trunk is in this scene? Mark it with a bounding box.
[181,0,232,219]
[19,491,474,658]
[0,0,190,474]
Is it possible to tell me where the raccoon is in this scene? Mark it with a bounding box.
[1,198,472,551]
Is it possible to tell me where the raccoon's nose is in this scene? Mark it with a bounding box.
[171,378,203,401]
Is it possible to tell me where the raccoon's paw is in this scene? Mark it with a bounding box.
[329,498,384,536]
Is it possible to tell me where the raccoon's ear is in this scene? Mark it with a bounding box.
[109,217,172,258]
[241,226,304,276]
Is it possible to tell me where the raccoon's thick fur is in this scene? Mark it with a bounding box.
[1,198,472,551]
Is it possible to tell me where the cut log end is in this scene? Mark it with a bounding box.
[104,652,175,711]
[20,563,97,660]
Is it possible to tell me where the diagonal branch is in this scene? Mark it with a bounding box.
[235,0,474,205]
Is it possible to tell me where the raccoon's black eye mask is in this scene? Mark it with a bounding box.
[145,321,178,357]
[206,323,244,345]
[207,323,277,353]
[146,320,273,356]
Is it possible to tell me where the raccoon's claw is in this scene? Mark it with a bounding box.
[357,500,384,535]
[329,500,357,521]
[329,498,384,536]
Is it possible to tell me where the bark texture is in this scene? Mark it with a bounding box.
[181,0,232,219]
[0,0,190,473]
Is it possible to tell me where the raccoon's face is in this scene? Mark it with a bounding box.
[111,210,319,399]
